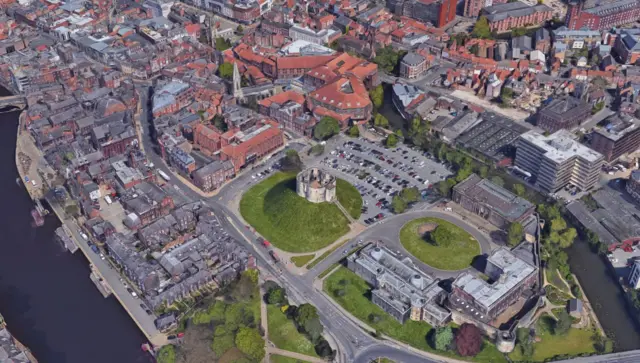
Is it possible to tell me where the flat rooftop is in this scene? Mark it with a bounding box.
[595,114,640,142]
[519,129,603,163]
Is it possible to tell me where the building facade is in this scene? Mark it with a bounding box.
[566,0,640,31]
[400,52,428,80]
[452,174,535,229]
[482,2,553,33]
[347,244,451,326]
[515,130,605,193]
[590,114,640,162]
[192,160,235,192]
[536,97,591,133]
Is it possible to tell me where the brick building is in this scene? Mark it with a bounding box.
[566,0,640,31]
[614,30,640,65]
[482,2,553,33]
[452,174,535,230]
[400,52,429,79]
[536,97,591,133]
[258,91,314,135]
[193,124,222,155]
[220,120,284,171]
[590,114,640,162]
[464,0,508,17]
[193,160,235,192]
[307,75,373,127]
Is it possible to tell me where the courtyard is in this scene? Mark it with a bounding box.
[239,171,357,253]
[399,217,481,271]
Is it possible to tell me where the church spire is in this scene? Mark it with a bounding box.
[232,62,243,99]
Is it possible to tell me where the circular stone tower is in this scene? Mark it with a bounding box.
[296,168,337,203]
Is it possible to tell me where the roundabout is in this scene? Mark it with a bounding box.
[399,217,481,271]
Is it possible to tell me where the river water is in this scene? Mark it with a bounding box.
[0,90,147,362]
[379,81,640,352]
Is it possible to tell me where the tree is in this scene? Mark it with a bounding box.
[490,176,505,187]
[212,326,236,357]
[65,204,79,217]
[512,183,526,197]
[310,144,325,156]
[554,310,572,336]
[232,270,258,302]
[348,125,360,137]
[235,327,265,361]
[592,101,605,114]
[369,85,384,109]
[391,195,407,213]
[218,62,234,80]
[434,326,454,351]
[431,225,453,246]
[368,313,381,323]
[315,339,335,359]
[373,46,405,74]
[314,117,340,140]
[478,166,489,178]
[373,113,389,128]
[472,17,492,39]
[517,328,534,358]
[512,27,528,37]
[386,134,398,148]
[224,304,246,332]
[209,300,227,322]
[501,87,514,106]
[508,222,524,247]
[455,323,483,357]
[266,286,286,305]
[303,317,324,343]
[295,304,319,328]
[156,345,176,363]
[281,149,303,172]
[400,187,420,203]
[215,37,232,51]
[236,25,244,33]
[213,114,228,132]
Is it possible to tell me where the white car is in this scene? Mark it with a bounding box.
[251,175,256,179]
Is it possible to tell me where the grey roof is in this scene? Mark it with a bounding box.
[483,2,552,22]
[512,36,532,52]
[453,247,537,310]
[402,52,426,67]
[621,30,640,52]
[453,174,534,222]
[193,160,234,179]
[595,114,640,142]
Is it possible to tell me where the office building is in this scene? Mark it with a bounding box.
[590,114,640,162]
[347,244,451,326]
[515,130,604,193]
[536,97,591,133]
[452,174,535,229]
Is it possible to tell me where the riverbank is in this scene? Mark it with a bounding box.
[0,88,148,363]
[0,312,38,362]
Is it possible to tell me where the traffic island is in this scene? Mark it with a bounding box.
[399,217,481,271]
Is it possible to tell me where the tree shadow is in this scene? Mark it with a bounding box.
[471,254,488,273]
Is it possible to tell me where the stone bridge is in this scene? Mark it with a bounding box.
[0,95,27,110]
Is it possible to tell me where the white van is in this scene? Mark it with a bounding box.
[104,195,113,205]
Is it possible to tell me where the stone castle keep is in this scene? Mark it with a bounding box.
[296,168,336,203]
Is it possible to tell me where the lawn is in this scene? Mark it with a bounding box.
[399,217,480,270]
[270,355,311,363]
[336,178,363,219]
[267,305,318,357]
[307,240,349,269]
[291,254,315,267]
[324,267,506,363]
[240,172,350,252]
[510,314,596,362]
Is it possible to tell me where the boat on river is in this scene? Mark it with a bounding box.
[31,208,44,227]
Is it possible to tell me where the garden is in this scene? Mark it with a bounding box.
[399,217,481,270]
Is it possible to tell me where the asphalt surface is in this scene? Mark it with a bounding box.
[132,84,633,363]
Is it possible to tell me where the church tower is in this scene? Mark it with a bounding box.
[232,62,243,99]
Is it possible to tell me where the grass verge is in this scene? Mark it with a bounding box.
[307,240,350,269]
[323,266,506,362]
[336,178,363,219]
[291,254,315,267]
[240,172,349,252]
[267,305,319,357]
[399,217,480,270]
[269,355,312,363]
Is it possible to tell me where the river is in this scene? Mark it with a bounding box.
[378,80,640,352]
[0,90,148,362]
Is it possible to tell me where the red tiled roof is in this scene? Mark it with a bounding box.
[277,55,337,70]
[308,75,371,111]
[258,90,305,108]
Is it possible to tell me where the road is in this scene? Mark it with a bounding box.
[135,85,640,363]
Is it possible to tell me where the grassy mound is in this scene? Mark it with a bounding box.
[399,217,480,270]
[240,172,349,253]
[336,178,363,219]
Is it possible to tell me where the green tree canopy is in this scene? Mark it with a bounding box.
[386,133,398,148]
[434,326,454,351]
[157,345,176,363]
[235,327,265,361]
[281,149,303,172]
[391,195,407,213]
[554,310,572,336]
[374,113,389,128]
[472,17,492,39]
[266,286,287,305]
[400,187,420,203]
[369,85,384,109]
[512,183,526,197]
[490,176,505,187]
[431,225,453,246]
[211,327,236,357]
[314,117,341,140]
[373,46,405,74]
[295,304,319,328]
[348,125,360,137]
[218,62,234,80]
[215,37,232,51]
[507,222,524,247]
